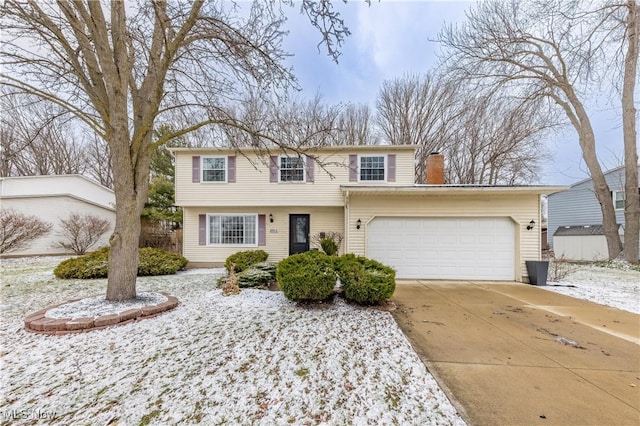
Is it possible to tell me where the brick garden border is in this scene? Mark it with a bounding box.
[24,292,179,335]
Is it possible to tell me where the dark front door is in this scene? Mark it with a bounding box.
[289,214,310,255]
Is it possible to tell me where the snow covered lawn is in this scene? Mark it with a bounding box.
[545,262,640,314]
[0,257,464,425]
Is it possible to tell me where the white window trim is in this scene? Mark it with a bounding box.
[613,190,625,210]
[201,156,227,183]
[206,213,258,247]
[358,154,387,182]
[278,155,306,183]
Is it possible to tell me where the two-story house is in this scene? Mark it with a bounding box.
[548,164,640,260]
[172,145,566,282]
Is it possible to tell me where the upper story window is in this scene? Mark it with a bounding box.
[613,191,625,209]
[280,156,305,182]
[202,157,226,182]
[360,155,385,181]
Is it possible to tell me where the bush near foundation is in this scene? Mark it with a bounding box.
[137,248,188,276]
[54,247,188,279]
[277,251,336,302]
[217,262,277,289]
[335,254,396,305]
[224,249,269,273]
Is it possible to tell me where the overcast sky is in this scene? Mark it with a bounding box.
[279,0,630,186]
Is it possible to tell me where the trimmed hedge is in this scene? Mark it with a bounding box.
[137,248,189,276]
[335,254,396,305]
[224,249,269,273]
[276,251,336,302]
[54,247,188,279]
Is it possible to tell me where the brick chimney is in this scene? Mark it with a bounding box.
[426,152,445,184]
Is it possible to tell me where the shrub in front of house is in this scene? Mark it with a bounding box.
[336,254,396,305]
[277,251,336,302]
[217,261,277,289]
[54,247,188,279]
[320,238,339,256]
[224,249,269,273]
[137,248,188,276]
[54,247,110,279]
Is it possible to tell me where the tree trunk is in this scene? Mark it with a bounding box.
[622,0,639,263]
[572,106,623,260]
[105,129,152,301]
[107,193,141,301]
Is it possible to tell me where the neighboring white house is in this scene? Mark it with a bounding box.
[547,164,640,261]
[172,146,567,282]
[0,175,115,256]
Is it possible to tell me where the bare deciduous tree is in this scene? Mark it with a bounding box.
[1,1,351,300]
[621,0,639,263]
[335,103,381,146]
[217,94,343,149]
[439,0,638,262]
[0,209,51,254]
[376,73,551,184]
[0,94,87,177]
[377,73,460,153]
[84,134,113,189]
[54,213,111,255]
[446,96,552,185]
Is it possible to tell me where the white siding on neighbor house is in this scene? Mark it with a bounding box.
[173,147,415,208]
[1,175,116,257]
[1,196,115,256]
[346,193,541,281]
[183,206,344,265]
[0,175,114,209]
[548,165,638,248]
[554,235,610,261]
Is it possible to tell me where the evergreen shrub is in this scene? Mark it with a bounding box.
[224,249,269,273]
[335,254,396,305]
[276,251,336,302]
[54,247,188,279]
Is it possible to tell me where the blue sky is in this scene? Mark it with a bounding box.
[280,0,630,186]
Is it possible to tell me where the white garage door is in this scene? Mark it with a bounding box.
[367,217,515,280]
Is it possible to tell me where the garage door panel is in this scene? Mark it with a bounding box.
[367,217,515,280]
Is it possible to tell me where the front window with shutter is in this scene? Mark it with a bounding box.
[208,214,257,246]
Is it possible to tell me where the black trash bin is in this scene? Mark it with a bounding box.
[526,260,549,286]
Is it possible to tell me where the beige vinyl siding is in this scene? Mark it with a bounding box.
[346,194,540,281]
[183,206,344,265]
[174,149,415,207]
[391,150,414,183]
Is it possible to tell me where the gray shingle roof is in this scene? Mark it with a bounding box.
[553,224,621,236]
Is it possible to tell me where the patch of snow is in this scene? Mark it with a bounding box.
[0,257,466,425]
[546,264,640,314]
[45,292,168,319]
[177,267,226,276]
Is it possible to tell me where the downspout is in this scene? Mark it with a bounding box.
[344,191,350,255]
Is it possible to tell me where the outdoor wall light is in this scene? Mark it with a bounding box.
[527,219,535,230]
[356,219,362,230]
[269,214,274,223]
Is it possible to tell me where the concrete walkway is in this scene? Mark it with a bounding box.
[391,281,640,426]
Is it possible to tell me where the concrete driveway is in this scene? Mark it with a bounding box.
[391,281,640,426]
